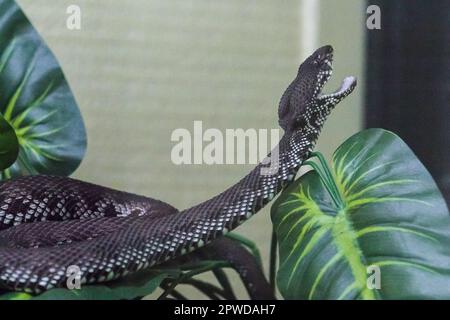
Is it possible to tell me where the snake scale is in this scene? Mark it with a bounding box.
[0,45,356,293]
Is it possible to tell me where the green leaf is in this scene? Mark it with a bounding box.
[271,128,450,300]
[0,112,19,170]
[0,0,86,179]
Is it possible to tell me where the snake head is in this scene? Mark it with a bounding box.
[278,45,357,134]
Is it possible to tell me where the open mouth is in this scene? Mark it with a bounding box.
[317,56,357,101]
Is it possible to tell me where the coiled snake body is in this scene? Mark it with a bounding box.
[0,46,356,293]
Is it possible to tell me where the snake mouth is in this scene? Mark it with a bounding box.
[316,53,357,101]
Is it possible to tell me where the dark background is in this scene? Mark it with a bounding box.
[365,0,450,207]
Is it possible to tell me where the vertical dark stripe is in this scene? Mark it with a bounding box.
[365,0,450,206]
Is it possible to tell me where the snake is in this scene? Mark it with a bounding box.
[0,45,356,293]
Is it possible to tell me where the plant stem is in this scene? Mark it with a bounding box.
[212,269,236,300]
[226,233,263,267]
[158,260,231,300]
[308,152,345,209]
[269,229,277,296]
[158,280,179,300]
[159,281,187,300]
[304,160,341,208]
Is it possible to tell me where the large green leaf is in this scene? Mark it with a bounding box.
[0,0,86,179]
[0,112,18,170]
[272,128,450,300]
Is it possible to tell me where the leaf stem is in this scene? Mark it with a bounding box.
[304,160,341,209]
[212,269,236,300]
[308,152,345,210]
[269,229,277,296]
[158,260,232,300]
[226,233,263,267]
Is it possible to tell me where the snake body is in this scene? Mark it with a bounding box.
[0,45,356,293]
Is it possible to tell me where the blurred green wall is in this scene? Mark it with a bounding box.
[17,0,364,298]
